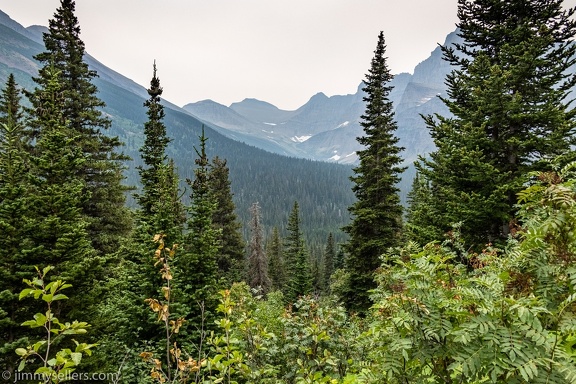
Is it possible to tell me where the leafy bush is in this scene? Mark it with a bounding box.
[352,163,576,383]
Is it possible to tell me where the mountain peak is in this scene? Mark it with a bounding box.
[310,92,328,100]
[231,98,279,110]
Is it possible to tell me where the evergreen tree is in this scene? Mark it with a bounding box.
[0,74,24,128]
[415,0,576,247]
[0,74,31,372]
[323,233,336,292]
[284,201,312,303]
[405,172,442,245]
[342,31,405,313]
[100,65,186,365]
[177,128,220,340]
[247,202,271,294]
[29,0,130,255]
[334,248,345,271]
[136,62,170,215]
[25,66,96,320]
[208,156,245,284]
[310,247,325,295]
[266,227,285,292]
[135,62,184,240]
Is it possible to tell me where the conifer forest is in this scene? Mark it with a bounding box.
[2,0,576,383]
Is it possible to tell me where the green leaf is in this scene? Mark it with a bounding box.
[18,359,26,372]
[33,341,46,352]
[34,313,47,326]
[15,348,27,356]
[52,294,69,301]
[21,320,39,328]
[70,352,82,365]
[35,367,52,376]
[19,288,33,300]
[42,294,53,302]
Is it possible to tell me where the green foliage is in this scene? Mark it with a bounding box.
[204,283,364,383]
[140,72,183,262]
[25,65,98,323]
[176,128,221,341]
[30,0,131,256]
[343,31,405,313]
[17,266,96,383]
[323,233,336,292]
[284,201,312,303]
[352,164,576,382]
[405,172,443,245]
[140,235,202,384]
[266,227,286,292]
[0,74,31,371]
[208,156,245,284]
[414,0,576,248]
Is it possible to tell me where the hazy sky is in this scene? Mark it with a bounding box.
[1,1,575,110]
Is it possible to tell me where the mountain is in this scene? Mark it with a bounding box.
[182,33,457,167]
[184,89,365,163]
[0,9,355,243]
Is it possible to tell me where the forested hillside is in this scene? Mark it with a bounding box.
[1,0,576,383]
[0,8,355,246]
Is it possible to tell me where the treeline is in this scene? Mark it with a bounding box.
[1,0,576,383]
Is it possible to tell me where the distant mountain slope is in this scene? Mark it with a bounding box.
[182,32,458,167]
[0,9,356,242]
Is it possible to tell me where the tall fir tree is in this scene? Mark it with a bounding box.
[414,0,576,247]
[98,65,186,369]
[137,62,170,216]
[405,172,442,245]
[0,74,32,372]
[284,201,312,303]
[342,31,405,313]
[247,202,271,294]
[177,128,220,340]
[323,232,336,292]
[135,62,184,241]
[25,66,96,320]
[266,227,286,292]
[208,156,245,284]
[29,0,130,256]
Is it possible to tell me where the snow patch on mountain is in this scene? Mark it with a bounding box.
[291,135,312,143]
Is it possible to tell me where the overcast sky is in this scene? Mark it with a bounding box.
[1,1,575,110]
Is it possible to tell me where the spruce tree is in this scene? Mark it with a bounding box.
[103,65,185,360]
[208,156,245,284]
[405,172,443,245]
[177,128,220,340]
[0,74,31,371]
[415,0,576,247]
[137,62,170,215]
[135,62,184,240]
[342,31,405,313]
[323,232,336,292]
[25,66,96,319]
[284,201,312,303]
[29,0,130,255]
[247,202,271,294]
[266,227,285,292]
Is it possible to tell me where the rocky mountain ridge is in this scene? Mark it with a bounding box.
[183,31,460,165]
